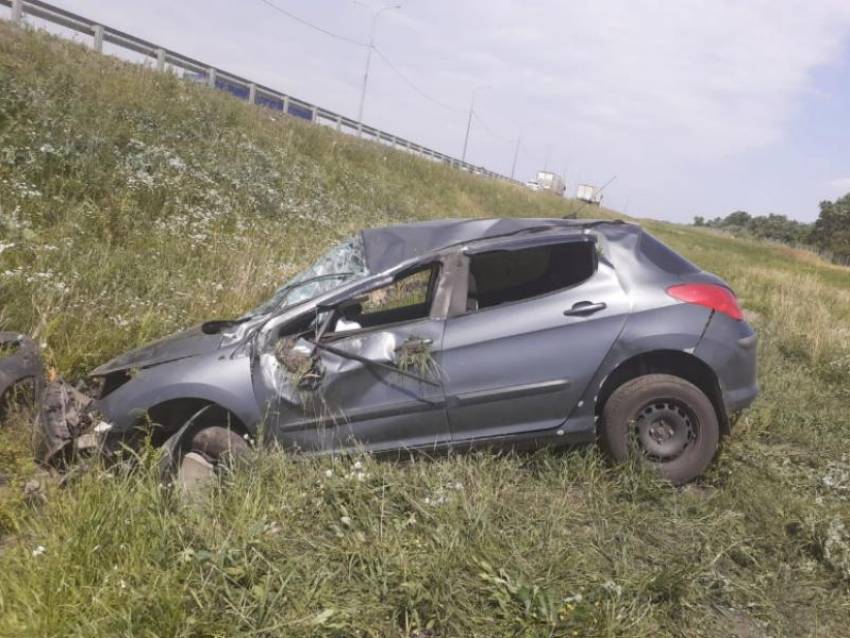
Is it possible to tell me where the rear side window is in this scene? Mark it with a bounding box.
[640,232,700,275]
[467,241,596,310]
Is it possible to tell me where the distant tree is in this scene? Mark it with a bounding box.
[702,210,812,246]
[724,211,752,228]
[810,194,850,262]
[693,216,705,226]
[749,213,810,244]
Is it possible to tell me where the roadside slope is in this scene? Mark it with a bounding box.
[0,22,605,375]
[1,23,849,638]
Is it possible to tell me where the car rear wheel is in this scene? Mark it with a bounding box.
[168,426,250,490]
[598,374,719,485]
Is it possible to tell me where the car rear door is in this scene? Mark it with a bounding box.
[442,235,629,441]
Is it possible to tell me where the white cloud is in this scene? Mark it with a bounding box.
[395,0,850,161]
[827,177,850,191]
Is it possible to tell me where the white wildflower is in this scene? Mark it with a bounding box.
[32,545,46,557]
[602,581,623,596]
[325,469,333,478]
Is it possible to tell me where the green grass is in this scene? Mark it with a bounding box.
[1,23,849,637]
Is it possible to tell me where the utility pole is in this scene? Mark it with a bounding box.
[510,138,520,180]
[461,85,490,164]
[11,0,23,24]
[357,5,400,129]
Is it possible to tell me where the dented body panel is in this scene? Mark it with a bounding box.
[255,320,449,453]
[20,217,758,465]
[93,346,262,452]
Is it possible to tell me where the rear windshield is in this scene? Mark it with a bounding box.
[640,232,700,275]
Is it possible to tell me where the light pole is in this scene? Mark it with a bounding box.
[357,4,400,127]
[510,137,520,180]
[461,85,490,164]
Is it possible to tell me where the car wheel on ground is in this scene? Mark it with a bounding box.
[165,425,250,490]
[598,374,720,485]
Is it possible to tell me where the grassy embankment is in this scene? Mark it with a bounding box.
[1,23,849,637]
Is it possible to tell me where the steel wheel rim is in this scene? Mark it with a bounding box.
[632,399,698,462]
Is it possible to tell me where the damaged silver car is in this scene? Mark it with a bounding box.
[1,218,759,484]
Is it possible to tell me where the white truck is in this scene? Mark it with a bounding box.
[576,184,603,206]
[535,171,565,195]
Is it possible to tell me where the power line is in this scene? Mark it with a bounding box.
[372,47,466,113]
[254,0,466,114]
[254,0,532,174]
[472,111,514,144]
[255,0,368,47]
[519,144,545,166]
[255,0,458,118]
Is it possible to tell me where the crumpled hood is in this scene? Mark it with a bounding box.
[90,325,223,377]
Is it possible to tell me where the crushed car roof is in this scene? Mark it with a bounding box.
[359,217,626,273]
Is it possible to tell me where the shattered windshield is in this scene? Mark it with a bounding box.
[250,234,370,316]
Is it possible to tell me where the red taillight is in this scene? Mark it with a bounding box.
[667,283,743,321]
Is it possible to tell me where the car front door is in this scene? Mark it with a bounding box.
[256,258,458,453]
[441,236,629,442]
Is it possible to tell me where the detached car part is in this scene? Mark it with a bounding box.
[0,332,43,419]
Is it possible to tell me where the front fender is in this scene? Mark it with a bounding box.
[94,352,262,435]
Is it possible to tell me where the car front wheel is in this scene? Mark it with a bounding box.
[165,426,250,490]
[598,374,720,485]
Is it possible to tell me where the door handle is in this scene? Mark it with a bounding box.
[563,301,607,317]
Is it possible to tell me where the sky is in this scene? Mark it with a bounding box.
[16,0,850,222]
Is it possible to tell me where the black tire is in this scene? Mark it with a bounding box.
[166,426,250,489]
[189,426,250,461]
[598,374,719,485]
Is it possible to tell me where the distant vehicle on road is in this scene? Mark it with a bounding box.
[577,184,604,206]
[525,180,541,191]
[536,171,566,195]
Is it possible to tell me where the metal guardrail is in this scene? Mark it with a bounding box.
[1,0,520,185]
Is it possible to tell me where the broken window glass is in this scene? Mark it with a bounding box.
[251,235,370,316]
[361,268,432,315]
[328,266,438,334]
